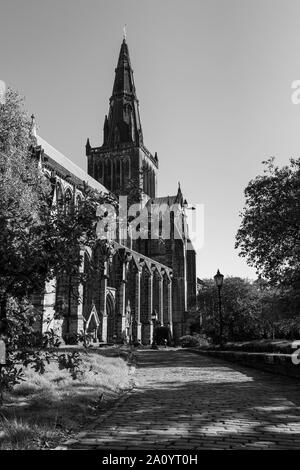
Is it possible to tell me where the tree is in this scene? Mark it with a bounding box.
[0,88,51,320]
[198,275,300,343]
[198,277,265,342]
[236,158,300,291]
[0,88,113,396]
[0,89,115,322]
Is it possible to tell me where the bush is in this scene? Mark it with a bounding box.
[273,317,300,339]
[62,333,79,345]
[179,335,201,348]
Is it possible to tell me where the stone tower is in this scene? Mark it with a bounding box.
[86,39,158,201]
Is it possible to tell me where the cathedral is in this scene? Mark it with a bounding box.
[33,38,197,345]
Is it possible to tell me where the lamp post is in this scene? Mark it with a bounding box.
[214,269,224,346]
[151,310,158,349]
[129,310,136,347]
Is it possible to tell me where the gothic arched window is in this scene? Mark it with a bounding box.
[114,126,120,146]
[123,158,130,191]
[159,212,163,237]
[104,159,112,189]
[76,194,82,208]
[144,164,149,195]
[99,160,103,183]
[123,104,132,121]
[65,189,73,215]
[151,170,155,198]
[93,161,99,181]
[130,112,135,141]
[143,165,147,194]
[56,184,64,213]
[120,159,124,191]
[114,158,120,191]
[55,270,68,315]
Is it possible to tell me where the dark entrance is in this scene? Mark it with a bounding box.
[106,293,116,343]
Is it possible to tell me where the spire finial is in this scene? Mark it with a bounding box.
[29,114,37,140]
[123,24,127,41]
[86,137,91,156]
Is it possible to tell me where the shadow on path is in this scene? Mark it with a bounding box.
[67,349,300,450]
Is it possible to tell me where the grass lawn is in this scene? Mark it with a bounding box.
[0,348,134,449]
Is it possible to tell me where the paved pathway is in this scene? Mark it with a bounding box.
[66,349,300,449]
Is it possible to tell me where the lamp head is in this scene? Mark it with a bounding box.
[214,269,224,288]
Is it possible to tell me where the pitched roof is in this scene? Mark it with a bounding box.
[146,195,178,208]
[37,136,108,193]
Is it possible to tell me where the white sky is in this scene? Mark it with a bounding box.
[1,0,300,279]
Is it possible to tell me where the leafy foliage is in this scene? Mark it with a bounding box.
[0,88,115,309]
[236,157,300,290]
[57,352,83,380]
[198,277,267,343]
[272,317,300,339]
[179,335,201,348]
[197,275,300,343]
[0,88,113,397]
[0,89,52,302]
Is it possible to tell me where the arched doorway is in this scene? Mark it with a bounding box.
[106,292,116,343]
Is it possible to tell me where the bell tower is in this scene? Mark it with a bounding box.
[86,37,158,201]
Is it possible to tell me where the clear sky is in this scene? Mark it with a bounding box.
[1,0,300,280]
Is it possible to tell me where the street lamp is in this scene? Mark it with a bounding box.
[151,310,158,349]
[214,269,224,346]
[129,310,136,346]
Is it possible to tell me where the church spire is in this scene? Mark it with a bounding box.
[87,35,157,199]
[86,137,91,155]
[113,38,134,95]
[102,38,143,148]
[29,114,37,140]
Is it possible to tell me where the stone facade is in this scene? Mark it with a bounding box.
[32,38,197,345]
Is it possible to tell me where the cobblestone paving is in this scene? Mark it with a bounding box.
[66,349,300,449]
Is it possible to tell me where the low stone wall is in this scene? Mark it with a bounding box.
[200,339,296,354]
[187,348,300,379]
